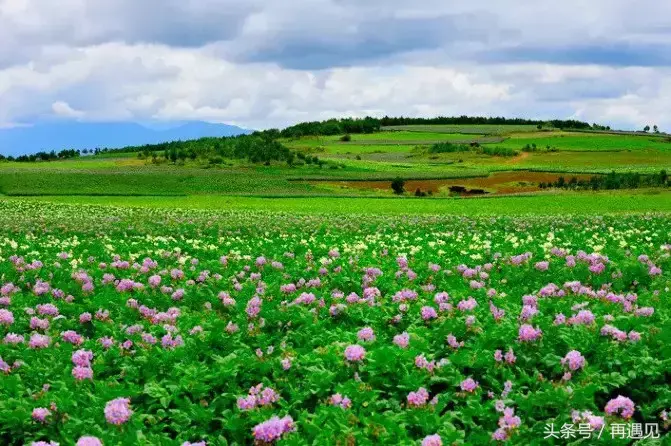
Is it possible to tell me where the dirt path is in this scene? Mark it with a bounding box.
[504,151,530,165]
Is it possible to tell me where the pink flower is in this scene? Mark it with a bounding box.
[281,358,292,370]
[72,366,93,381]
[422,434,442,446]
[460,377,479,393]
[72,349,93,367]
[148,274,161,288]
[492,428,508,441]
[32,407,51,423]
[421,306,438,320]
[407,387,429,407]
[518,324,542,342]
[99,337,114,349]
[446,334,463,349]
[0,309,14,326]
[4,333,24,344]
[344,345,366,362]
[76,437,102,446]
[252,415,295,442]
[29,333,51,349]
[605,396,635,419]
[535,261,549,271]
[61,330,84,345]
[628,331,641,342]
[457,297,478,312]
[357,327,375,342]
[393,332,410,348]
[561,350,585,371]
[104,397,132,425]
[330,393,352,409]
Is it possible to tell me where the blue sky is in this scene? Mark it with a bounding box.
[1,0,670,130]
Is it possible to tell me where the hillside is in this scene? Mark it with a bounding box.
[0,118,669,204]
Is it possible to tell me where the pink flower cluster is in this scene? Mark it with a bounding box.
[393,332,410,348]
[237,384,280,410]
[494,348,516,364]
[76,437,102,446]
[407,387,430,407]
[518,324,542,342]
[330,393,352,409]
[604,395,635,419]
[460,377,479,393]
[571,410,605,430]
[492,407,521,441]
[357,327,375,342]
[251,415,295,443]
[104,397,133,425]
[344,344,366,362]
[422,434,442,446]
[32,407,51,423]
[561,350,585,371]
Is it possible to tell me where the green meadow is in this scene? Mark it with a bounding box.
[1,123,670,211]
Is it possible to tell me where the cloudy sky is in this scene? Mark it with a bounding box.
[1,0,670,130]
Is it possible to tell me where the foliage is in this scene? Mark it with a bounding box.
[0,149,81,162]
[0,201,669,445]
[539,170,670,191]
[429,142,517,157]
[391,177,406,194]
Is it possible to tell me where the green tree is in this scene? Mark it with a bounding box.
[391,177,405,195]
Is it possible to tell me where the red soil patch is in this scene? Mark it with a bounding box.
[311,171,597,196]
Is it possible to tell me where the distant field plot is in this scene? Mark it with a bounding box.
[305,144,421,155]
[498,150,671,173]
[382,124,542,134]
[7,189,671,215]
[0,168,317,196]
[0,156,145,170]
[322,131,485,141]
[282,131,491,147]
[492,133,671,151]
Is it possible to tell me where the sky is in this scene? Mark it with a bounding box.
[1,0,671,131]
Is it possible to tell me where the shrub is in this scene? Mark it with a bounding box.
[391,178,405,195]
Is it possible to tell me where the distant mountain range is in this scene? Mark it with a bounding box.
[0,121,251,156]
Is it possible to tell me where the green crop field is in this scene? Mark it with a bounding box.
[2,118,671,446]
[5,189,671,215]
[2,123,671,200]
[382,124,543,135]
[491,133,671,152]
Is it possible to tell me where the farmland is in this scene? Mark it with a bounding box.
[0,201,670,445]
[1,124,671,200]
[1,120,671,445]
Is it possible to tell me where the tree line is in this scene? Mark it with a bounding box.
[378,115,597,130]
[0,149,81,162]
[539,170,669,191]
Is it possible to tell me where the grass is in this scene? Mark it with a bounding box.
[491,133,671,151]
[6,189,671,215]
[2,124,670,205]
[381,124,542,134]
[319,131,486,142]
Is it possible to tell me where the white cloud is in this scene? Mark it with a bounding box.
[0,0,671,130]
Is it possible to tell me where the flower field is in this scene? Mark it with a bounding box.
[0,201,669,445]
